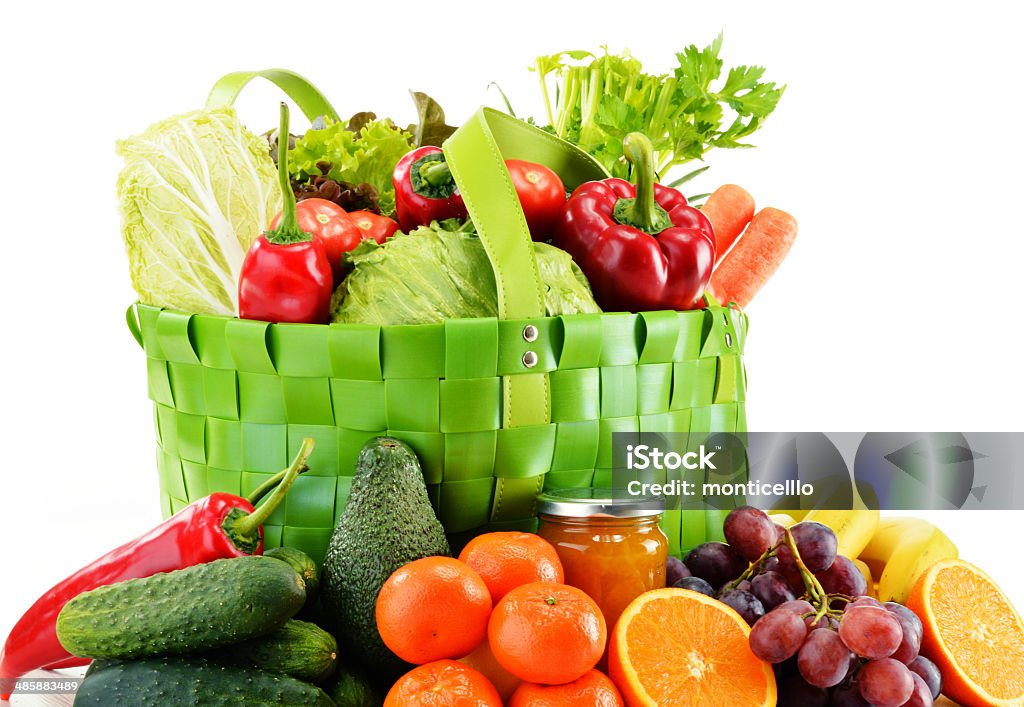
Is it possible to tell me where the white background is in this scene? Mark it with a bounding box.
[1,0,1022,696]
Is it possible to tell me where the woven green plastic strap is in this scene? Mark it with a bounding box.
[206,69,341,123]
[443,109,607,523]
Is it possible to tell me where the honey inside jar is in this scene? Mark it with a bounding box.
[536,488,668,632]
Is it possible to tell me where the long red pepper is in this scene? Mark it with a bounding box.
[0,438,315,699]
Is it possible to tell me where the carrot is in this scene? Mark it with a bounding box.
[701,184,755,264]
[708,207,797,308]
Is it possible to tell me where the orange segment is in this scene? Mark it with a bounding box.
[609,588,775,706]
[907,559,1024,707]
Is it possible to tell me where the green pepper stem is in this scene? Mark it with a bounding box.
[622,132,660,231]
[231,437,315,538]
[265,103,310,245]
[419,159,453,188]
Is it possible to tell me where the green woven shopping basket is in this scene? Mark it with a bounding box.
[126,70,749,564]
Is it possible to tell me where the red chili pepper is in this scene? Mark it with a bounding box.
[348,210,400,244]
[553,133,716,312]
[0,440,314,699]
[239,103,333,324]
[392,146,467,231]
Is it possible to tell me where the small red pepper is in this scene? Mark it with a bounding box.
[553,132,716,312]
[239,103,333,324]
[392,146,467,231]
[0,439,314,699]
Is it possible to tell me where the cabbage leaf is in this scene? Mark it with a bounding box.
[117,107,280,315]
[331,220,600,325]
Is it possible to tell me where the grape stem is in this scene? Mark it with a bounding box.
[724,545,778,591]
[782,528,835,625]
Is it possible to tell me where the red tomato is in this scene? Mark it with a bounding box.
[348,211,400,244]
[505,160,567,241]
[270,198,360,284]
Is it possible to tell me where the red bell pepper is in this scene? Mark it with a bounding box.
[392,146,467,231]
[238,103,333,324]
[0,440,314,699]
[552,132,716,312]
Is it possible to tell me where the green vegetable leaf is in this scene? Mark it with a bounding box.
[117,107,279,315]
[529,35,784,181]
[406,91,458,148]
[288,117,412,218]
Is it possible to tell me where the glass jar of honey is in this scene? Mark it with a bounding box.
[537,488,668,632]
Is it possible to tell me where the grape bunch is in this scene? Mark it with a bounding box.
[667,507,943,706]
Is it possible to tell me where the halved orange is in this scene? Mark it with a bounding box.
[608,588,776,706]
[907,559,1024,706]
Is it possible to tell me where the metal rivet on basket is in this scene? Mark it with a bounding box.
[725,332,734,347]
[522,351,538,368]
[522,324,539,342]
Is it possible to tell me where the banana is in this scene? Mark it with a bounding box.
[858,516,936,579]
[775,508,811,522]
[767,513,797,529]
[803,508,881,559]
[877,525,958,604]
[851,558,876,599]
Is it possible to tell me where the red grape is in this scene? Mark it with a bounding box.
[797,628,854,688]
[902,672,935,707]
[666,555,691,586]
[846,595,883,610]
[777,522,838,574]
[749,607,809,663]
[817,555,868,598]
[673,576,715,597]
[684,542,748,589]
[724,506,777,561]
[776,673,828,706]
[777,599,814,617]
[907,656,942,699]
[751,571,797,610]
[884,602,922,664]
[857,658,914,706]
[831,682,871,706]
[839,606,903,659]
[718,588,765,626]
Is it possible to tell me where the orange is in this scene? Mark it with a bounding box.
[460,639,524,702]
[489,582,607,685]
[385,659,502,706]
[376,556,492,665]
[459,531,565,601]
[509,669,625,706]
[608,588,776,707]
[906,558,1024,706]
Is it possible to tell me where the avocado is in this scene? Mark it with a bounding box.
[321,437,450,680]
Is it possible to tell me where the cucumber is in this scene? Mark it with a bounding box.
[57,556,305,660]
[266,546,320,604]
[74,656,335,706]
[325,663,382,707]
[214,619,338,683]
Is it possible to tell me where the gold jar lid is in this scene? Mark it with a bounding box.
[536,488,664,519]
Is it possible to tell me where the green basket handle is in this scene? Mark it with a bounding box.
[443,109,608,522]
[206,69,341,123]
